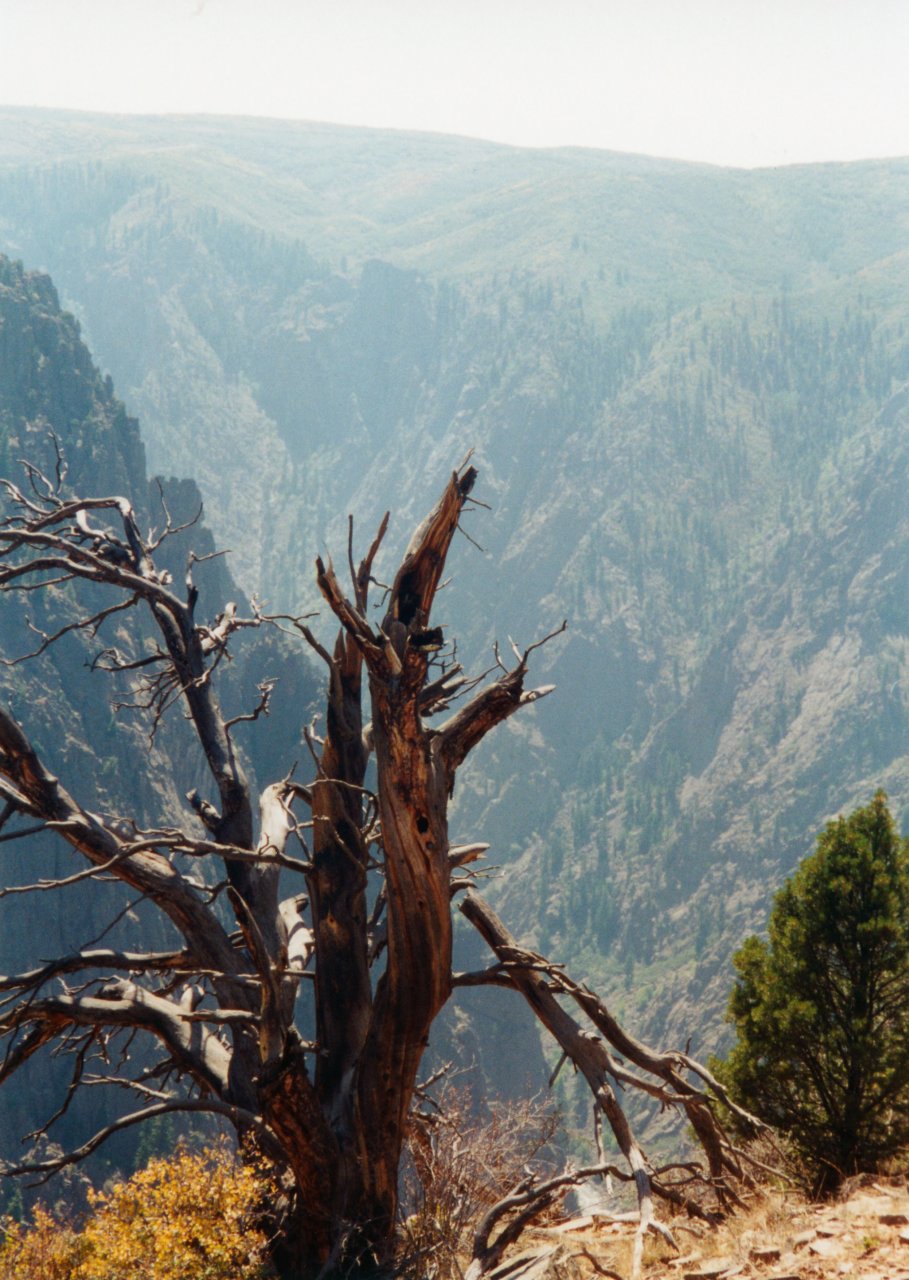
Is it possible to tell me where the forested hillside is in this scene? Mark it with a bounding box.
[2,107,909,1098]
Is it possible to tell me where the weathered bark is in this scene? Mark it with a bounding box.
[309,465,517,1258]
[260,1040,340,1275]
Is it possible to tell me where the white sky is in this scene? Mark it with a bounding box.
[2,0,909,169]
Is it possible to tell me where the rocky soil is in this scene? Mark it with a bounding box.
[501,1179,909,1280]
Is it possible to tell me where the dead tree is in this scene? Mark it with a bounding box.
[0,455,760,1278]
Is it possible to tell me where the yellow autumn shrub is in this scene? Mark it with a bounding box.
[80,1142,273,1280]
[0,1205,86,1280]
[0,1141,274,1280]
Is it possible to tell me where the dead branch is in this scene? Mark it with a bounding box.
[0,821,47,845]
[574,1250,627,1280]
[466,1162,622,1280]
[0,983,232,1096]
[0,594,139,666]
[0,455,756,1279]
[0,948,195,996]
[436,624,564,784]
[460,889,752,1266]
[0,705,244,980]
[1,1098,282,1181]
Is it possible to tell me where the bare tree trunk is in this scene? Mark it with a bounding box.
[0,457,760,1279]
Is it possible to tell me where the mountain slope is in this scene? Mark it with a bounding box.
[3,110,909,1104]
[0,255,315,1180]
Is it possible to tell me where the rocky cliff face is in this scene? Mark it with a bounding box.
[0,255,316,1180]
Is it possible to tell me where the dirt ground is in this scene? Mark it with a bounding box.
[528,1178,909,1280]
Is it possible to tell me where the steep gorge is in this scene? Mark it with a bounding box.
[3,111,909,1129]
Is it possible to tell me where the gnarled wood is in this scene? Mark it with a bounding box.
[0,458,755,1278]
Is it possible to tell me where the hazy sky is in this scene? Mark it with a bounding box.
[3,0,909,169]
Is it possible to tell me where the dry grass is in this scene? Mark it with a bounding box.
[508,1184,810,1280]
[676,1187,808,1268]
[398,1085,563,1279]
